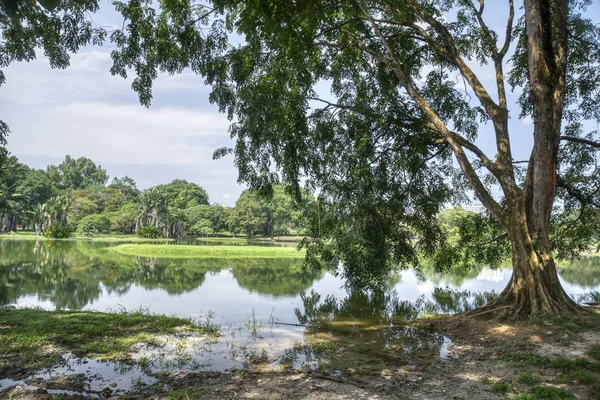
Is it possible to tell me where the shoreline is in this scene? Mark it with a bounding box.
[1,308,600,399]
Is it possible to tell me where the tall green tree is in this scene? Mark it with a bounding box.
[18,169,55,211]
[136,187,168,232]
[154,179,209,209]
[47,156,108,190]
[3,0,600,317]
[108,176,140,202]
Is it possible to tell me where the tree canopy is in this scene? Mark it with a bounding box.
[0,154,312,238]
[2,0,600,317]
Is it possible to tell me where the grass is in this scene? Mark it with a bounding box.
[0,230,173,243]
[549,357,600,372]
[112,243,306,258]
[500,352,550,367]
[519,374,542,384]
[589,345,600,361]
[532,386,574,399]
[490,382,512,394]
[0,308,218,371]
[571,371,597,384]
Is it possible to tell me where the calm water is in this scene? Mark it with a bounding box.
[1,239,599,393]
[2,240,598,318]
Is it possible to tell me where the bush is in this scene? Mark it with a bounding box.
[43,223,73,239]
[77,214,111,235]
[137,224,161,238]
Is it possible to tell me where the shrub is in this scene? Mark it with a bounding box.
[77,214,111,235]
[43,223,73,239]
[137,224,161,238]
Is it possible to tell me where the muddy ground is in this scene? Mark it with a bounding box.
[2,312,600,400]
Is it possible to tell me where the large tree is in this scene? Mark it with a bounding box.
[47,155,109,190]
[154,179,210,209]
[2,0,600,317]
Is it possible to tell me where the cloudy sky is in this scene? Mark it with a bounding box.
[1,2,597,207]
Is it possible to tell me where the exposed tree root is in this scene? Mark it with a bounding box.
[464,275,589,320]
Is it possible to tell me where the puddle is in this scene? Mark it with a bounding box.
[0,352,157,397]
[0,322,454,396]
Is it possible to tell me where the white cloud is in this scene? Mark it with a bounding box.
[9,101,231,165]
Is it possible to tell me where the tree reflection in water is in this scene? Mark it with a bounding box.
[279,287,497,373]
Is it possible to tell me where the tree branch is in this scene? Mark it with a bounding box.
[343,7,505,222]
[499,0,515,58]
[560,136,600,149]
[556,175,600,208]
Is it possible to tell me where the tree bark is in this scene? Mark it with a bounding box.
[470,206,581,318]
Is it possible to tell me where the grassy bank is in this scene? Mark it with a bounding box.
[112,243,306,258]
[0,230,173,242]
[0,308,218,372]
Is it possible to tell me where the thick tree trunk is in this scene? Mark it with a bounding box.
[469,205,582,318]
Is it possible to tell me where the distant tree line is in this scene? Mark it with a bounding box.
[0,155,315,238]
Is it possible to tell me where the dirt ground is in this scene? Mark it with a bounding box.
[2,311,600,400]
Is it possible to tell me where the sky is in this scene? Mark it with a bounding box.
[1,1,598,207]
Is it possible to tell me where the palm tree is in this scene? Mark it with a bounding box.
[45,196,71,227]
[136,188,167,233]
[164,207,186,239]
[30,203,48,235]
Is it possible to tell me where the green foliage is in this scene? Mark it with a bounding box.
[46,156,108,190]
[154,179,209,209]
[109,202,138,233]
[549,357,600,372]
[589,346,600,361]
[185,204,217,236]
[531,386,574,399]
[570,371,597,384]
[434,207,511,272]
[490,382,512,394]
[518,374,542,384]
[43,222,73,239]
[103,187,127,212]
[109,176,140,202]
[500,352,549,367]
[77,214,110,235]
[137,224,160,239]
[68,191,99,225]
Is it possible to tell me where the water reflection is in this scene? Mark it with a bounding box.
[1,239,599,315]
[0,240,322,309]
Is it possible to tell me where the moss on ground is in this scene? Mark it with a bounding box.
[0,308,218,371]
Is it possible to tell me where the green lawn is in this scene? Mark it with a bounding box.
[112,243,306,258]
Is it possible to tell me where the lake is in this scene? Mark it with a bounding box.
[1,239,599,392]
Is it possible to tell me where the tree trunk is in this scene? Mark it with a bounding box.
[1,213,17,233]
[469,204,582,318]
[469,0,584,319]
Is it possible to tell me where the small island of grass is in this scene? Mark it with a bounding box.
[112,243,306,258]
